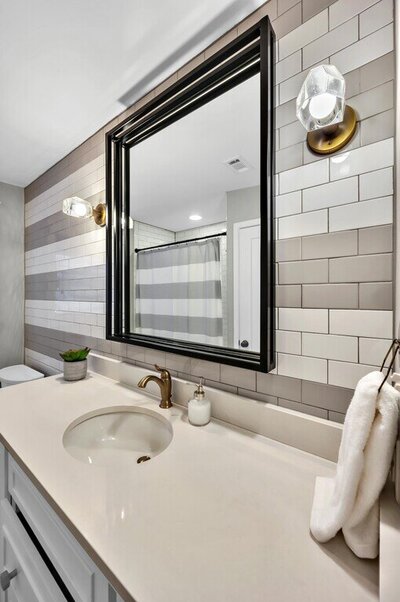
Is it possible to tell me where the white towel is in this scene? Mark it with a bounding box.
[310,370,399,558]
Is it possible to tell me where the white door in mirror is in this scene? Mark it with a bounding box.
[234,219,261,352]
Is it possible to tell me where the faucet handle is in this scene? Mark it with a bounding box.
[154,364,170,378]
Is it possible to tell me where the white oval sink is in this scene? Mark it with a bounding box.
[63,406,173,466]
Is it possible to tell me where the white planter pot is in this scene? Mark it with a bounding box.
[63,359,87,382]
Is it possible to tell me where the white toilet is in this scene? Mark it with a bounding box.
[0,365,44,388]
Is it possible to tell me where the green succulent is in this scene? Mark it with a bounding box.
[60,347,90,362]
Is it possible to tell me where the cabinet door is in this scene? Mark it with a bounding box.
[0,499,65,602]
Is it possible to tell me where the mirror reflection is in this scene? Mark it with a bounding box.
[129,73,260,352]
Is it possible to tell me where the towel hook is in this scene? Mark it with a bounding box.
[378,339,400,393]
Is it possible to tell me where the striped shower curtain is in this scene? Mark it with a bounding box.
[135,238,223,345]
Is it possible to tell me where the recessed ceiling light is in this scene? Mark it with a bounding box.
[189,214,202,221]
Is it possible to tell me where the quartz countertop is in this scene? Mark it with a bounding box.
[0,373,378,601]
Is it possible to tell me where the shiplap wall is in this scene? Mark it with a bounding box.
[24,0,395,423]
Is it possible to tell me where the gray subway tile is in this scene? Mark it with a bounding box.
[257,372,301,402]
[220,365,256,391]
[359,51,394,93]
[204,379,238,395]
[344,68,361,98]
[25,207,98,251]
[303,17,358,70]
[359,282,393,310]
[302,0,336,21]
[276,237,301,261]
[278,398,328,419]
[276,50,301,85]
[302,231,357,260]
[272,2,302,39]
[360,109,395,147]
[329,254,392,283]
[277,0,299,17]
[302,380,353,413]
[328,411,345,424]
[238,388,277,405]
[276,285,302,307]
[359,225,393,254]
[350,81,393,121]
[302,284,358,309]
[279,259,328,284]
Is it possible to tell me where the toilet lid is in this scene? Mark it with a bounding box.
[0,364,43,383]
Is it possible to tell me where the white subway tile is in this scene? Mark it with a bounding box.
[303,177,358,212]
[330,0,380,29]
[279,308,329,333]
[279,10,328,60]
[279,210,327,239]
[275,191,302,217]
[328,361,377,389]
[279,121,305,149]
[303,17,358,69]
[278,353,327,383]
[279,70,308,104]
[359,167,393,200]
[360,0,393,38]
[331,24,393,74]
[330,138,394,181]
[276,330,302,354]
[359,337,392,366]
[280,159,329,193]
[330,309,393,338]
[276,50,302,84]
[329,197,392,232]
[302,333,358,362]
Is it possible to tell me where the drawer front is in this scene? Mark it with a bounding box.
[0,499,65,602]
[8,458,108,602]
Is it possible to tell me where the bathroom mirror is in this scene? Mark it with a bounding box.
[106,17,275,372]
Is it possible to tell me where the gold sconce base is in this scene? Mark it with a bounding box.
[307,105,357,155]
[93,203,106,227]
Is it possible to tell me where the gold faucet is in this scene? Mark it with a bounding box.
[137,365,172,409]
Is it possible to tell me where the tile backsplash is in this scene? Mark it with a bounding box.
[24,0,395,424]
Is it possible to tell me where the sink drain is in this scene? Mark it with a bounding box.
[137,455,151,464]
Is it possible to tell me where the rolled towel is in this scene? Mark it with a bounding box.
[310,370,399,558]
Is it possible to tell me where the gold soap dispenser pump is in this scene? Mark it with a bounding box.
[188,377,211,426]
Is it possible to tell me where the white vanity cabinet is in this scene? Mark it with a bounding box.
[0,444,122,602]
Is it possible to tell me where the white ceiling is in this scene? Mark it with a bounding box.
[0,0,265,188]
[130,74,260,231]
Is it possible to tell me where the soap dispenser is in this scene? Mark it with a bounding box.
[188,378,211,426]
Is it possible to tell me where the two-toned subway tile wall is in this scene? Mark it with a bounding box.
[24,0,395,424]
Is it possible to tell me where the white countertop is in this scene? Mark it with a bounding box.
[0,373,378,602]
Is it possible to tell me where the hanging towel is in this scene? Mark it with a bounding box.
[310,370,399,558]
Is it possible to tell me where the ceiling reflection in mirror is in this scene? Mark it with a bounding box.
[128,72,261,352]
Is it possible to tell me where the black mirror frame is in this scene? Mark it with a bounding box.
[105,16,275,373]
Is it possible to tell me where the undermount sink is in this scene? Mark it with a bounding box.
[63,406,173,466]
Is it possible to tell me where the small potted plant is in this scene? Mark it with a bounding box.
[60,347,90,381]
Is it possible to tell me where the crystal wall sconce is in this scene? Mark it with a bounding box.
[296,64,357,155]
[62,197,106,227]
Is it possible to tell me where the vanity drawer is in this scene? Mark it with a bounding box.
[0,498,65,602]
[8,457,109,602]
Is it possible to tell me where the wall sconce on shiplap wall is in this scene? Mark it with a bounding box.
[296,64,357,155]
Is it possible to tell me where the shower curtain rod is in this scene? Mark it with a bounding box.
[134,231,227,253]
